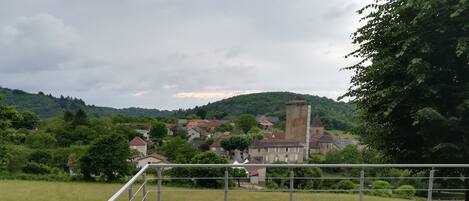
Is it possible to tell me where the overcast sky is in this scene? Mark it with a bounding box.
[0,0,364,110]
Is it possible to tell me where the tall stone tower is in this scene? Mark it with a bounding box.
[285,97,311,159]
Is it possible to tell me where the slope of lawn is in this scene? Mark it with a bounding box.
[0,180,412,201]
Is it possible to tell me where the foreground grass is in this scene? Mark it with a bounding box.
[0,180,411,201]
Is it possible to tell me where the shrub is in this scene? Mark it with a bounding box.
[336,180,355,191]
[371,180,391,197]
[25,132,56,148]
[28,150,52,164]
[0,172,70,181]
[395,185,416,198]
[22,162,52,175]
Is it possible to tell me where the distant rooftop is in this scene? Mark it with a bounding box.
[129,136,146,146]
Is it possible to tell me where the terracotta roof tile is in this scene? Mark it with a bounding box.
[129,136,146,146]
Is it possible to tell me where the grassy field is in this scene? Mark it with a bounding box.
[0,180,412,201]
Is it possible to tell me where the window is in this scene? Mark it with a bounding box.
[285,155,289,162]
[294,154,298,161]
[254,156,263,162]
[266,156,269,161]
[258,148,261,153]
[286,147,289,152]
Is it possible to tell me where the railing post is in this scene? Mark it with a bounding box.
[128,185,133,201]
[224,169,229,201]
[359,168,365,201]
[142,173,147,201]
[289,170,294,201]
[157,167,162,201]
[427,167,435,201]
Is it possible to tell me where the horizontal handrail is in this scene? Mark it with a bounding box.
[147,163,469,168]
[108,163,469,201]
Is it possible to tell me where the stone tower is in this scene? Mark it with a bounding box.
[311,115,324,136]
[285,97,311,159]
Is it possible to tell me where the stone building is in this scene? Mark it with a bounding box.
[285,97,311,159]
[249,141,304,163]
[129,136,147,156]
[248,134,304,163]
[309,116,338,154]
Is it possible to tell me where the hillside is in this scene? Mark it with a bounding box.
[191,92,356,130]
[0,87,172,118]
[0,87,356,130]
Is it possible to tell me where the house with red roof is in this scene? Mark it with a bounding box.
[129,136,147,156]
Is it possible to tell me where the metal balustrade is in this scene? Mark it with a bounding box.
[108,164,469,201]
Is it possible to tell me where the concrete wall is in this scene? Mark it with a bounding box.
[130,145,147,156]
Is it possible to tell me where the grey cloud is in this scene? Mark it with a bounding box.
[0,14,80,73]
[0,0,365,110]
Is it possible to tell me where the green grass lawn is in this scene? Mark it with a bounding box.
[0,180,412,201]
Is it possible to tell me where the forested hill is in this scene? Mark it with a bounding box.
[1,87,355,130]
[188,92,356,130]
[0,87,172,118]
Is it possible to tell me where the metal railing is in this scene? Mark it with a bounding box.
[108,164,469,201]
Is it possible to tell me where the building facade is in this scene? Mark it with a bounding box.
[129,136,147,156]
[285,97,311,159]
[249,140,304,163]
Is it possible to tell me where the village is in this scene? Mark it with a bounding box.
[128,97,359,184]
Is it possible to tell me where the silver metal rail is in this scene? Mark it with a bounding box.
[108,164,469,201]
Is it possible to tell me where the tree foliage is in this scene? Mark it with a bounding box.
[149,121,167,145]
[346,1,468,197]
[345,0,469,162]
[80,133,131,181]
[160,137,195,162]
[237,114,257,133]
[0,87,172,118]
[190,151,228,188]
[220,135,252,151]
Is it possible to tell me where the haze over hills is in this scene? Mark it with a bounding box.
[0,87,355,130]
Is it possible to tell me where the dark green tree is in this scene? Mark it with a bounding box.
[266,161,289,188]
[230,168,247,187]
[196,108,207,119]
[344,0,469,199]
[173,128,188,139]
[190,151,228,188]
[63,111,74,123]
[214,123,234,132]
[238,114,257,133]
[25,132,57,149]
[22,162,52,175]
[293,167,323,189]
[149,121,167,145]
[28,150,52,164]
[160,137,195,162]
[220,135,252,152]
[72,109,88,126]
[0,103,21,142]
[80,133,131,181]
[12,111,39,129]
